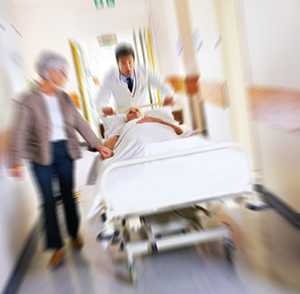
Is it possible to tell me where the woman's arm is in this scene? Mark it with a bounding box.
[137,116,183,135]
[96,136,119,160]
[65,93,102,148]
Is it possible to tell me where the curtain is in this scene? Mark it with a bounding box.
[133,27,161,106]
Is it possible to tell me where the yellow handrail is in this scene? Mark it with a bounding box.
[69,40,93,124]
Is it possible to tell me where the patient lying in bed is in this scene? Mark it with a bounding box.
[87,107,185,185]
[100,107,183,160]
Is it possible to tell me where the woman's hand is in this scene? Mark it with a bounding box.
[96,145,114,160]
[9,165,24,178]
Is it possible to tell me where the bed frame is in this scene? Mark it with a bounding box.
[92,143,251,283]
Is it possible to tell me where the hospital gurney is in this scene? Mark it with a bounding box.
[88,135,252,282]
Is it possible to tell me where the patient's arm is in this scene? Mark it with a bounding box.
[137,116,183,135]
[104,135,119,150]
[98,136,119,160]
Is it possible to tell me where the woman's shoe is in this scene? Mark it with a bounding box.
[71,235,84,251]
[48,248,65,269]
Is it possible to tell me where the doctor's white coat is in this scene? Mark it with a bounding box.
[95,66,174,112]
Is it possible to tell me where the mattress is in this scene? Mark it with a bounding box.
[88,136,252,219]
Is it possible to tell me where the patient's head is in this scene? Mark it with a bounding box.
[126,107,141,121]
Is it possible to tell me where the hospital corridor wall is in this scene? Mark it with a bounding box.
[241,0,300,214]
[0,11,39,293]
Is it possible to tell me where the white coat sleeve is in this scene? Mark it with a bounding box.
[146,69,175,99]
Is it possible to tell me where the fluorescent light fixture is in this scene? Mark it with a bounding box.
[97,34,118,47]
[93,0,116,9]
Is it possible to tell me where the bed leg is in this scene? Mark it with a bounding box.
[223,237,235,265]
[150,242,159,255]
[246,203,270,211]
[127,253,137,284]
[100,212,107,222]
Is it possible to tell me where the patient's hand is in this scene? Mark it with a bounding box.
[96,145,114,160]
[174,126,183,135]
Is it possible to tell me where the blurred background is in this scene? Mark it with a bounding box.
[1,0,300,293]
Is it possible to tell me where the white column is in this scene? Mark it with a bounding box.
[173,0,205,131]
[214,1,266,272]
[147,0,184,77]
[214,0,260,175]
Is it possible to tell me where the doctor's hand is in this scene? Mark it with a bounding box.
[102,107,115,117]
[9,165,24,179]
[96,145,114,160]
[163,96,175,106]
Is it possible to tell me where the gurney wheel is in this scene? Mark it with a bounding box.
[223,238,235,265]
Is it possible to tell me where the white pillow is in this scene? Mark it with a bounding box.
[101,113,126,138]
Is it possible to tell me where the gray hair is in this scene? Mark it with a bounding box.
[36,51,68,80]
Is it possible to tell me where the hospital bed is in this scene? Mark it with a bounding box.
[88,130,252,282]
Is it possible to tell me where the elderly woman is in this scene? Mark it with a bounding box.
[9,51,111,268]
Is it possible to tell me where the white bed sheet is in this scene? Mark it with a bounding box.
[88,136,251,219]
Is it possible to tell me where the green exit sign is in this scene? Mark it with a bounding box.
[94,0,115,9]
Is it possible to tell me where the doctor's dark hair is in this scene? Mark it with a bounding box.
[115,43,135,61]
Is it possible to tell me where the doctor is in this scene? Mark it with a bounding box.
[96,43,175,116]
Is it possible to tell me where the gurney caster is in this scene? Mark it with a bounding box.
[223,237,235,265]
